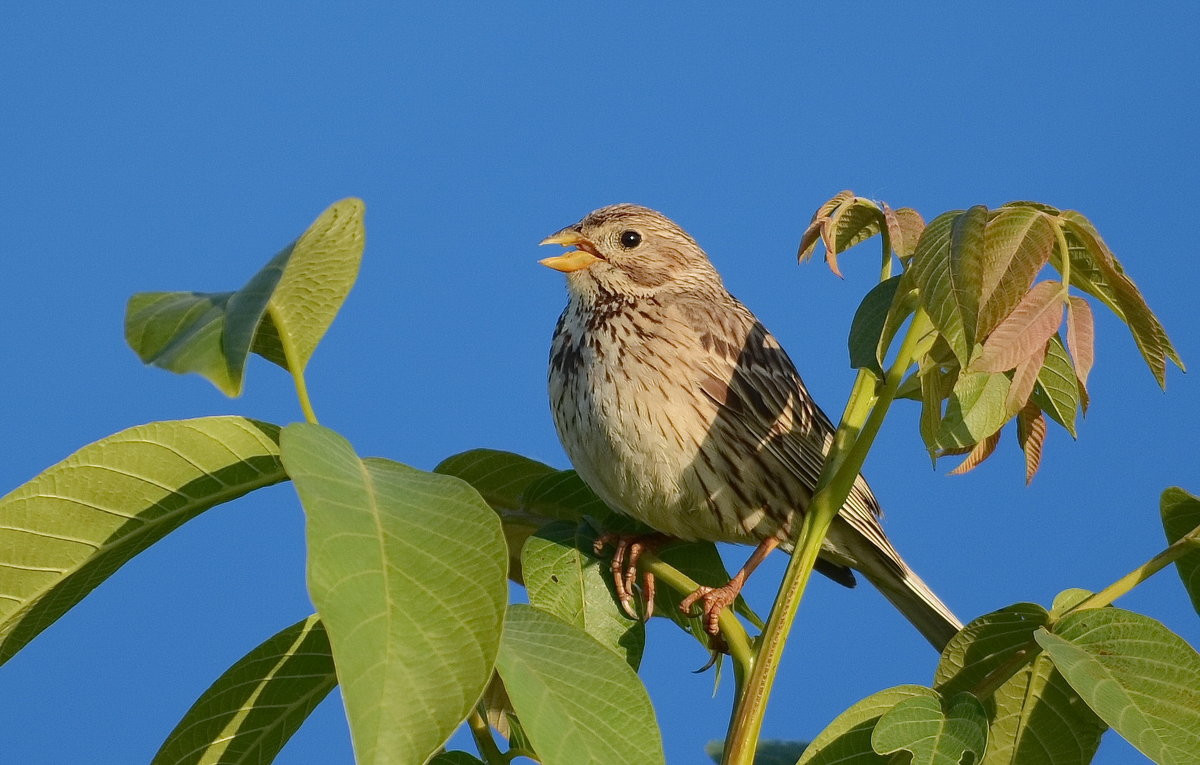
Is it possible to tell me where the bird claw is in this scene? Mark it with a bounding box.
[680,583,741,637]
[594,532,665,621]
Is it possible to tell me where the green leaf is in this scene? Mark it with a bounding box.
[848,275,902,376]
[934,603,1105,765]
[913,206,987,367]
[126,199,364,396]
[971,280,1064,374]
[656,541,763,638]
[1160,487,1200,615]
[520,469,619,526]
[705,739,808,764]
[821,196,885,277]
[977,208,1056,336]
[936,371,1011,451]
[797,685,938,764]
[871,692,988,765]
[153,615,336,765]
[521,521,645,668]
[1031,335,1080,437]
[0,417,284,666]
[281,424,507,765]
[428,753,485,765]
[495,605,665,765]
[1036,608,1200,764]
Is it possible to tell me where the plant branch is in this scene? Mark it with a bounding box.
[722,309,933,765]
[467,704,506,765]
[1069,522,1200,613]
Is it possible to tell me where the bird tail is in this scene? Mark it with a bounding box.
[854,545,962,652]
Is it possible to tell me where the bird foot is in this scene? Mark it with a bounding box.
[679,582,743,637]
[593,532,669,620]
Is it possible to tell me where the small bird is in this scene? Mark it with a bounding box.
[540,203,962,650]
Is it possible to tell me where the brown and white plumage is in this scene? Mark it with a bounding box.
[541,203,961,650]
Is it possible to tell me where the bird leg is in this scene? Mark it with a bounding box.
[680,537,779,636]
[593,532,669,620]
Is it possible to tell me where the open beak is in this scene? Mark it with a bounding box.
[539,228,602,272]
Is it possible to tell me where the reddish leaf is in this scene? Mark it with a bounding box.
[1005,340,1048,415]
[1017,404,1048,484]
[977,208,1056,336]
[912,207,987,367]
[948,430,1002,475]
[798,190,854,262]
[1066,296,1096,388]
[972,281,1065,373]
[884,204,926,261]
[820,219,844,278]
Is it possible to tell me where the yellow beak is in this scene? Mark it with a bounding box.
[539,229,602,272]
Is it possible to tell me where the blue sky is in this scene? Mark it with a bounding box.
[2,3,1197,763]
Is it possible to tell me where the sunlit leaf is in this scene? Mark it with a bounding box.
[1004,341,1047,416]
[977,208,1056,336]
[1065,296,1095,390]
[884,204,925,262]
[0,417,284,666]
[912,207,986,367]
[496,605,665,765]
[1160,487,1200,615]
[797,685,938,764]
[934,603,1105,765]
[281,424,507,765]
[126,199,364,396]
[798,190,854,262]
[936,371,1010,451]
[972,281,1064,374]
[521,469,618,526]
[1031,335,1079,437]
[521,521,645,668]
[654,541,764,643]
[154,615,336,765]
[1037,608,1200,764]
[871,691,988,765]
[1017,404,1047,484]
[947,430,1001,475]
[822,197,885,277]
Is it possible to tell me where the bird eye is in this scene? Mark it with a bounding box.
[619,230,642,249]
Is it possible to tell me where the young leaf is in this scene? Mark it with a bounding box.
[912,207,987,367]
[870,692,988,765]
[434,449,557,512]
[1017,404,1047,484]
[797,685,938,764]
[1036,608,1200,764]
[936,371,1010,452]
[1004,340,1047,416]
[884,204,925,262]
[821,197,885,277]
[1065,296,1095,389]
[946,430,1000,475]
[153,615,336,765]
[521,521,645,668]
[126,199,364,396]
[0,417,284,666]
[848,275,903,376]
[977,208,1056,336]
[1031,335,1080,437]
[496,605,666,765]
[971,280,1064,374]
[281,424,507,765]
[934,603,1106,765]
[798,190,855,262]
[1160,487,1200,615]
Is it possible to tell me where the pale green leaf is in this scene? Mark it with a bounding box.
[521,521,644,668]
[153,615,336,765]
[871,692,988,765]
[496,605,665,765]
[281,424,507,765]
[936,371,1011,451]
[0,417,284,666]
[1160,487,1200,615]
[126,199,364,396]
[913,206,987,367]
[822,196,884,277]
[1031,335,1079,437]
[1036,608,1200,764]
[972,281,1064,374]
[848,276,902,376]
[798,685,937,764]
[520,469,619,526]
[934,603,1105,765]
[977,208,1056,336]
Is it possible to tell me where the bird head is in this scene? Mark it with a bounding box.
[539,204,720,293]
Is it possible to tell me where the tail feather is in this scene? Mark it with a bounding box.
[863,561,962,651]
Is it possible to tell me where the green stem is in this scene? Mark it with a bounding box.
[467,705,506,765]
[1069,523,1200,613]
[641,552,754,687]
[722,310,932,765]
